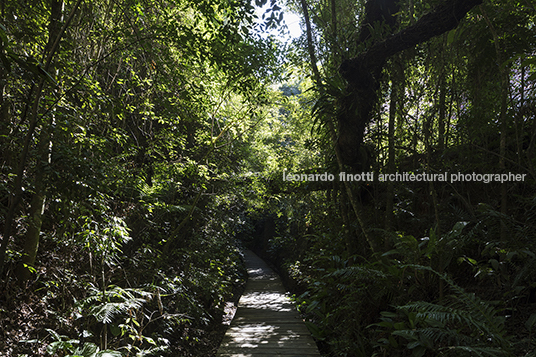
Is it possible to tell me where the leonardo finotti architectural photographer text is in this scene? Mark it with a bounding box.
[282,170,527,184]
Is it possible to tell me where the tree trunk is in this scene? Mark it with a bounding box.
[15,0,65,281]
[480,5,509,241]
[0,0,83,275]
[438,47,446,152]
[384,55,404,246]
[337,0,482,167]
[16,179,46,281]
[299,0,376,253]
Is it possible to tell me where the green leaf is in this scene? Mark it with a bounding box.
[521,56,536,67]
[411,346,426,357]
[447,29,456,45]
[525,313,536,331]
[96,351,122,357]
[38,65,58,86]
[45,328,62,342]
[380,311,399,318]
[47,341,62,354]
[447,221,468,239]
[110,324,121,337]
[392,330,417,340]
[143,336,157,345]
[393,322,406,330]
[388,334,398,348]
[407,340,422,349]
[370,320,394,329]
[304,320,325,340]
[68,342,98,357]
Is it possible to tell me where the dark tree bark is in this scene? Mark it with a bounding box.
[337,0,483,169]
[358,0,400,45]
[299,0,376,252]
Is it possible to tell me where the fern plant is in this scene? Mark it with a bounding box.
[83,284,147,325]
[80,284,174,356]
[371,265,513,357]
[20,328,121,357]
[295,255,398,357]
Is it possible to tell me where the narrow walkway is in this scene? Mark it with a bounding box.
[216,250,321,357]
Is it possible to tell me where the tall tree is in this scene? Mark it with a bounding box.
[0,0,279,277]
[338,0,483,169]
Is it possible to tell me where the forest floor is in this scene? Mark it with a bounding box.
[0,239,246,357]
[1,284,50,356]
[0,277,242,356]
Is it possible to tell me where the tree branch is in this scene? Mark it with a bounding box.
[335,0,482,170]
[340,0,483,86]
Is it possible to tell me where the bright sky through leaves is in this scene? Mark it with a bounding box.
[255,3,302,41]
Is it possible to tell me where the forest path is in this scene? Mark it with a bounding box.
[216,249,321,357]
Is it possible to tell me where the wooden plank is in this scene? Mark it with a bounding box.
[218,354,318,357]
[216,250,321,356]
[218,345,319,353]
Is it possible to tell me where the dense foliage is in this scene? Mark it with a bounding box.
[248,0,536,356]
[0,0,282,355]
[1,0,536,356]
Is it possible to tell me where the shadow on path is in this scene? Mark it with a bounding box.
[216,249,321,357]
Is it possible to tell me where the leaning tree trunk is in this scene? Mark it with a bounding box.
[299,0,376,253]
[337,0,483,169]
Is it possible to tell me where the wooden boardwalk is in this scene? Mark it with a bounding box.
[216,250,321,357]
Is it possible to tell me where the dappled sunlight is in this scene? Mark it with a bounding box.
[216,250,320,355]
[239,291,294,311]
[222,323,304,347]
[247,267,278,280]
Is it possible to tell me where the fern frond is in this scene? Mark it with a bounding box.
[512,255,536,287]
[416,326,474,346]
[439,345,508,357]
[326,265,387,281]
[89,299,144,324]
[83,285,148,324]
[132,346,168,356]
[400,301,503,346]
[394,265,512,354]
